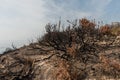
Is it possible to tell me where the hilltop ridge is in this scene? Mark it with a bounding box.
[0,18,120,80]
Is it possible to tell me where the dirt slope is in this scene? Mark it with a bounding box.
[0,42,120,80]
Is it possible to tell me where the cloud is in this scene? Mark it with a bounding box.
[42,0,112,22]
[0,0,113,53]
[43,0,91,21]
[88,0,112,18]
[0,0,47,52]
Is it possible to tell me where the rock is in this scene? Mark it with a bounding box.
[112,36,120,46]
[0,64,4,68]
[0,42,120,80]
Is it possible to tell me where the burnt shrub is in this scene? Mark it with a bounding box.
[40,18,99,59]
[99,24,111,35]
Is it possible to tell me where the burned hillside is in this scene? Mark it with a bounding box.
[0,18,120,80]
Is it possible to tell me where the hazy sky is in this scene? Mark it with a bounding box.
[0,0,119,53]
